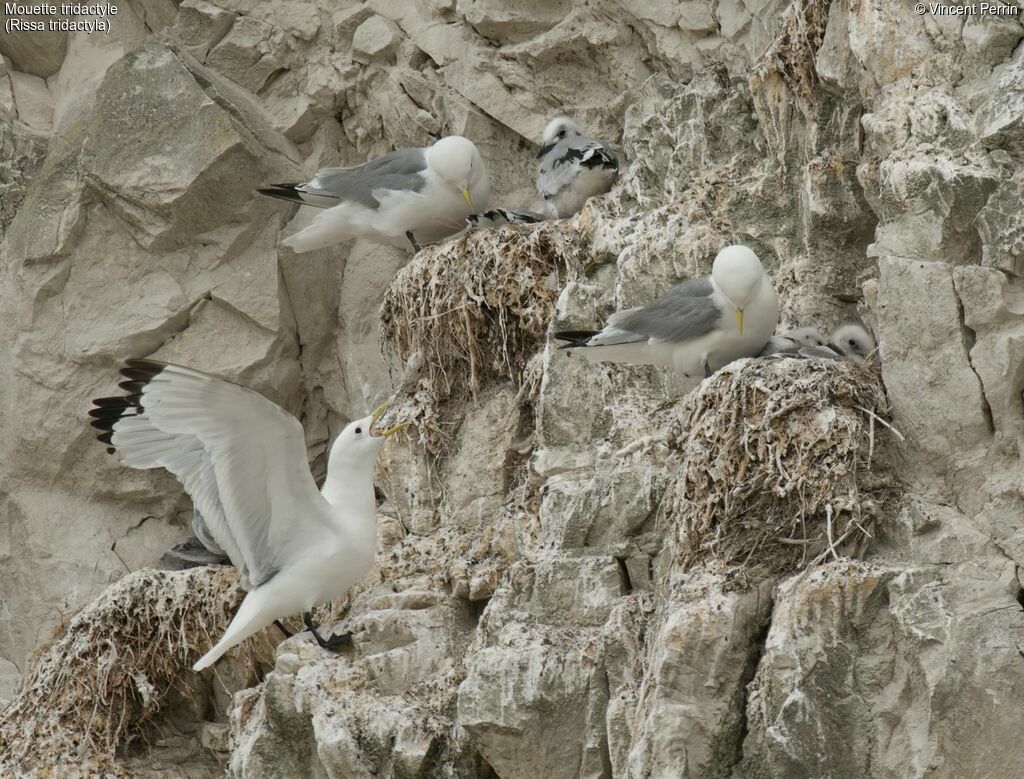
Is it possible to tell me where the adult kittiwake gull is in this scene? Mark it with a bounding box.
[260,136,490,253]
[536,117,619,218]
[88,359,406,671]
[555,245,779,379]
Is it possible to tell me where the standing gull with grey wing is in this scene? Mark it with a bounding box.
[555,245,779,379]
[89,360,406,671]
[536,117,619,218]
[259,136,490,253]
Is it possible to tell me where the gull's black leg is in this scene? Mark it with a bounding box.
[322,630,353,648]
[274,619,293,638]
[406,230,422,253]
[302,611,353,649]
[703,358,712,379]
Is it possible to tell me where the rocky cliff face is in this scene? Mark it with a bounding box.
[3,0,1024,776]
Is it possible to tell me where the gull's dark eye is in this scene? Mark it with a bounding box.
[557,128,566,138]
[848,339,857,347]
[355,427,362,435]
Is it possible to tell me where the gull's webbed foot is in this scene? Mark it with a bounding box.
[302,611,353,650]
[322,630,353,649]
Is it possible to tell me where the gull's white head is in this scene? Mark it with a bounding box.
[788,326,827,348]
[541,116,584,146]
[830,323,876,361]
[426,136,489,212]
[328,402,407,472]
[711,245,765,336]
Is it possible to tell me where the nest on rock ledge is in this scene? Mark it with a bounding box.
[380,223,585,454]
[663,357,897,577]
[0,567,245,776]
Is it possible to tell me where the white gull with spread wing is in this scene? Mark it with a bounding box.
[89,360,405,671]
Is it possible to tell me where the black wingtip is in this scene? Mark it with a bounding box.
[536,142,555,159]
[257,185,304,204]
[122,358,166,378]
[91,358,164,454]
[118,380,146,394]
[90,416,119,432]
[92,397,130,408]
[553,330,598,348]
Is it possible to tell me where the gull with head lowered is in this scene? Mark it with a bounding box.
[260,136,490,253]
[89,360,406,671]
[555,245,779,380]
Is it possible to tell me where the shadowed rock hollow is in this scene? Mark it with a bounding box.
[2,0,1024,776]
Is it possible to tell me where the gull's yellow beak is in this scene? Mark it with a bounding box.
[461,187,474,210]
[370,401,389,438]
[369,400,409,437]
[736,308,744,336]
[381,420,410,437]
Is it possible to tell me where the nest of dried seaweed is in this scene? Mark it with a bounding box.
[380,224,585,453]
[0,567,243,776]
[663,357,896,576]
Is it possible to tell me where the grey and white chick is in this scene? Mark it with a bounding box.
[536,117,619,218]
[466,207,547,229]
[761,323,876,362]
[758,326,828,357]
[828,323,876,361]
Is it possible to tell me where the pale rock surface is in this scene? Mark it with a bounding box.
[7,68,53,131]
[3,0,1024,777]
[0,27,67,79]
[352,15,400,64]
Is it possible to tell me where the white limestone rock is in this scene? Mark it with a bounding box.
[351,15,401,64]
[8,69,54,131]
[0,27,67,79]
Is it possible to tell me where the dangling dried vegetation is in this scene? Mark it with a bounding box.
[0,567,244,776]
[380,224,585,453]
[749,0,830,156]
[663,357,898,576]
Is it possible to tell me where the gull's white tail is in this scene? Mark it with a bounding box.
[193,592,272,671]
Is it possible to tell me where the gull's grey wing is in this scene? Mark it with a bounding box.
[598,277,720,345]
[580,278,720,347]
[260,147,428,210]
[90,360,335,589]
[537,135,619,199]
[192,509,226,557]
